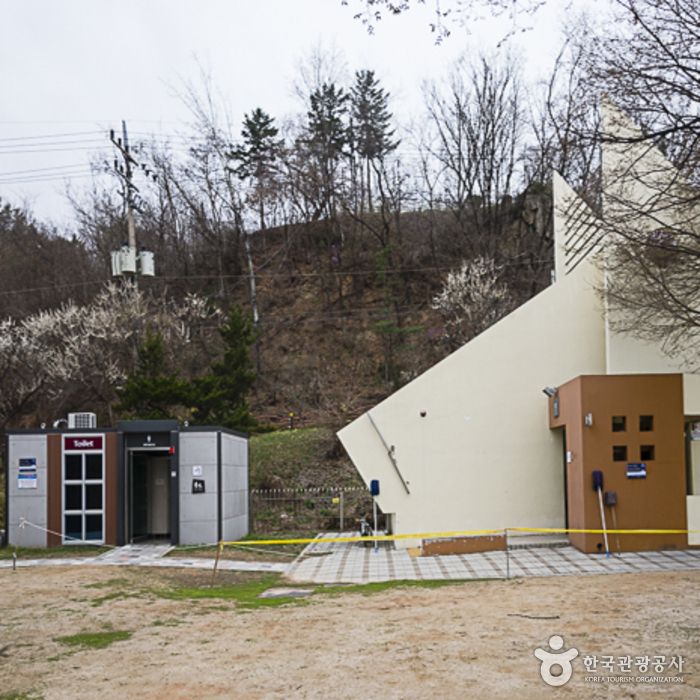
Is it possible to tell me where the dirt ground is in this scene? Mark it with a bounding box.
[0,566,698,699]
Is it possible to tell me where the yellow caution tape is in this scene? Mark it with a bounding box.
[224,527,700,547]
[508,527,694,535]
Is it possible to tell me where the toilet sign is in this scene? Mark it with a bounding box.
[192,479,205,493]
[64,436,103,450]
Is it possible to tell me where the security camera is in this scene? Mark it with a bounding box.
[542,387,558,397]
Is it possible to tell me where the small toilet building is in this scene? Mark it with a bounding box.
[5,420,249,547]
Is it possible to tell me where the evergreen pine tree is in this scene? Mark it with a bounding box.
[350,70,399,213]
[189,305,257,432]
[304,83,350,218]
[229,108,280,181]
[115,330,190,420]
[350,70,398,161]
[229,108,280,231]
[306,83,350,161]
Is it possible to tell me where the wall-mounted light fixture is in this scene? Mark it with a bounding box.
[543,387,560,418]
[585,413,593,427]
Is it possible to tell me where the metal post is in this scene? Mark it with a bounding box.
[373,496,378,553]
[505,529,510,580]
[210,540,223,588]
[340,491,344,532]
[122,121,138,291]
[597,487,610,557]
[13,508,29,572]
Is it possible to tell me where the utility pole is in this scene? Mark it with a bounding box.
[108,120,155,286]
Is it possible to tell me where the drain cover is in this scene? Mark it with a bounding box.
[257,587,316,599]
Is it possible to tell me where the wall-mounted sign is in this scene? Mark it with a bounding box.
[627,463,647,479]
[192,479,205,493]
[18,458,37,489]
[125,433,170,449]
[64,436,103,451]
[192,465,203,477]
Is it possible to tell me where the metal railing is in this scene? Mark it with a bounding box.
[249,486,386,534]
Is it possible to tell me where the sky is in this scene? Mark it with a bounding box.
[0,0,581,227]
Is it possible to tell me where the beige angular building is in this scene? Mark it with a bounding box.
[338,98,700,554]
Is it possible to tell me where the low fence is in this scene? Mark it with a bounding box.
[249,486,386,534]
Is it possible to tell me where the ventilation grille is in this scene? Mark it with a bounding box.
[67,412,97,429]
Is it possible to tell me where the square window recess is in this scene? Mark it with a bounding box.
[640,445,655,461]
[640,415,654,432]
[613,445,628,462]
[612,416,626,432]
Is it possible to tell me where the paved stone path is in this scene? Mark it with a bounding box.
[95,543,174,565]
[3,538,700,584]
[286,534,700,584]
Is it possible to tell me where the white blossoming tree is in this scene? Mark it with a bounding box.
[431,257,514,349]
[0,285,220,430]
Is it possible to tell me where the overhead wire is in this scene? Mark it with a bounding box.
[0,164,99,176]
[0,130,105,142]
[0,172,96,185]
[0,257,551,299]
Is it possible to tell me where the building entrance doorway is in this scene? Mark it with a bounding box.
[562,428,569,530]
[127,450,171,543]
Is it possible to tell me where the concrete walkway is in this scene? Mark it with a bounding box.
[0,543,287,574]
[3,538,700,583]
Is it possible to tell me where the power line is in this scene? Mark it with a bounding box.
[0,171,96,185]
[0,258,552,298]
[0,164,98,176]
[0,130,104,143]
[0,144,106,155]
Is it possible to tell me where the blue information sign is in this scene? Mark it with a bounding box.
[626,463,646,479]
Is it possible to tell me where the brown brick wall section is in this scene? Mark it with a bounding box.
[105,433,118,545]
[552,375,687,553]
[47,434,62,547]
[422,535,506,556]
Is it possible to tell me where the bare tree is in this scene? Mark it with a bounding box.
[341,0,548,43]
[571,0,700,178]
[0,199,99,318]
[422,53,522,261]
[524,37,601,201]
[595,99,700,366]
[548,2,700,362]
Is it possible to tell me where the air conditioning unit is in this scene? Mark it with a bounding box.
[68,413,97,429]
